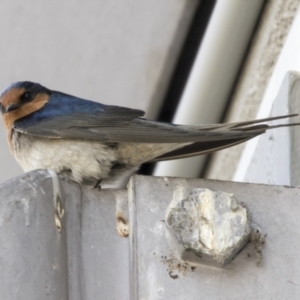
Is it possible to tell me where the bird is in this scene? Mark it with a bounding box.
[0,81,299,188]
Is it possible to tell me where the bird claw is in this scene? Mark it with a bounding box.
[93,179,102,190]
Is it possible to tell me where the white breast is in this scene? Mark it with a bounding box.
[10,131,188,186]
[11,131,117,184]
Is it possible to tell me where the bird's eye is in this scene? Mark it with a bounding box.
[20,92,32,103]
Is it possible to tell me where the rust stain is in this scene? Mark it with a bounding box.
[116,211,129,237]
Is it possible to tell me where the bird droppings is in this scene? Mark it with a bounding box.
[250,228,266,266]
[47,169,64,232]
[159,252,196,278]
[20,198,30,227]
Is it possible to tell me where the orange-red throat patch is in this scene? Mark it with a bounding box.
[1,88,49,130]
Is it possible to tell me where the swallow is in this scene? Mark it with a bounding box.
[0,81,299,188]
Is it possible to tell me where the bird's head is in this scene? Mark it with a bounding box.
[0,81,51,130]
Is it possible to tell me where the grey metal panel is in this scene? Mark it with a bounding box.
[128,175,300,300]
[0,171,69,299]
[2,170,300,299]
[78,187,129,300]
[0,170,129,300]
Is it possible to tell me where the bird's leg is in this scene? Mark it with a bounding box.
[93,179,102,190]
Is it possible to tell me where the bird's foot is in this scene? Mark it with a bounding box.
[93,179,102,190]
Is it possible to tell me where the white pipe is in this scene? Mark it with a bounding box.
[154,0,264,178]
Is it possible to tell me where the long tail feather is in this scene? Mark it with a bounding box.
[153,114,299,161]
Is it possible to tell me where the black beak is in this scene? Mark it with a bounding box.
[5,103,21,112]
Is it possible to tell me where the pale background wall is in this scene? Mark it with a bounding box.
[0,0,198,184]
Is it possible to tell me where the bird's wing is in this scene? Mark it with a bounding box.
[13,92,298,145]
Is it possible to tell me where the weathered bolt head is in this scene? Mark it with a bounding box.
[166,188,250,268]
